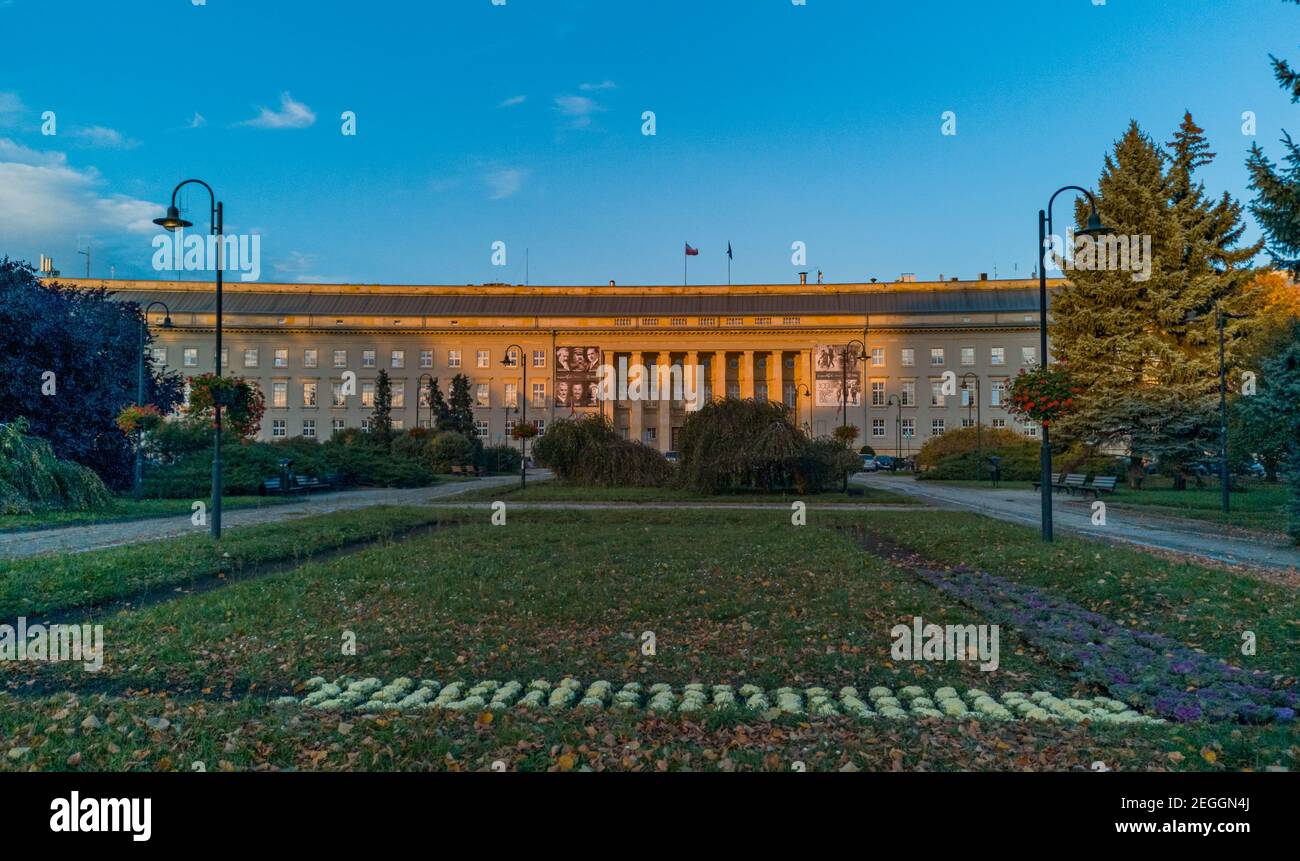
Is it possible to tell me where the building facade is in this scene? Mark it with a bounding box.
[77,275,1062,456]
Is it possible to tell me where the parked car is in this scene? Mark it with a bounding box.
[860,455,878,472]
[873,455,895,471]
[664,450,680,464]
[1245,461,1266,478]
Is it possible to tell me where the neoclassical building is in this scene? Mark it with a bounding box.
[75,274,1061,456]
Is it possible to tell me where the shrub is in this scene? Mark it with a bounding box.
[532,415,671,487]
[675,399,858,493]
[915,425,1041,481]
[0,419,111,514]
[428,431,477,472]
[482,444,522,474]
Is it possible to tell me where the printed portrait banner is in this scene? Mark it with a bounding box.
[814,344,862,407]
[555,346,602,408]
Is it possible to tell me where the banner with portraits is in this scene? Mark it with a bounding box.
[555,346,602,408]
[814,344,862,407]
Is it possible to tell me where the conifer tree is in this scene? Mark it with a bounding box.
[1246,0,1300,272]
[370,368,393,435]
[428,377,451,431]
[447,373,475,436]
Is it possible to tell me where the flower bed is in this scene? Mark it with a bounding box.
[910,567,1297,724]
[278,676,1167,727]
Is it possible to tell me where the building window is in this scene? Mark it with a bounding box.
[477,350,490,368]
[930,379,945,407]
[930,347,944,366]
[782,316,801,326]
[901,380,916,407]
[475,383,490,407]
[870,380,885,406]
[961,418,975,428]
[302,419,316,439]
[532,382,546,408]
[448,350,461,368]
[961,347,975,366]
[504,348,519,367]
[274,349,289,368]
[391,350,405,369]
[992,418,1006,429]
[304,349,318,368]
[504,383,517,408]
[991,379,1006,407]
[670,317,688,326]
[901,418,915,439]
[361,382,375,407]
[698,317,717,327]
[532,419,545,434]
[643,427,657,444]
[901,348,915,367]
[392,419,404,431]
[726,382,740,400]
[271,419,286,439]
[614,317,632,326]
[361,418,372,433]
[420,350,433,369]
[151,346,168,366]
[331,418,345,435]
[872,418,886,438]
[303,381,318,407]
[961,387,972,407]
[183,348,198,368]
[221,347,229,369]
[243,348,258,368]
[362,350,376,368]
[505,418,516,438]
[755,382,768,402]
[871,347,885,367]
[1021,346,1036,366]
[931,418,946,436]
[332,381,346,407]
[392,382,405,409]
[474,420,489,439]
[272,381,288,409]
[333,349,347,368]
[784,382,797,408]
[991,347,1006,366]
[532,350,546,368]
[1024,421,1039,438]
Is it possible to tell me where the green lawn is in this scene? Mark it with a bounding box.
[454,481,918,505]
[0,495,291,533]
[1,505,1294,772]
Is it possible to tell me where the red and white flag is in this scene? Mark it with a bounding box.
[684,242,699,256]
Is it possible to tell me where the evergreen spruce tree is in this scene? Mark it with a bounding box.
[371,368,393,435]
[447,373,475,436]
[1053,117,1260,480]
[1246,0,1300,272]
[428,377,451,431]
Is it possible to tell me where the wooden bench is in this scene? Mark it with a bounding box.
[1060,474,1088,495]
[1032,471,1066,492]
[1081,475,1119,498]
[258,473,337,496]
[450,464,481,477]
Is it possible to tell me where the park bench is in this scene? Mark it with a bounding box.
[1032,471,1066,492]
[258,473,338,496]
[450,464,482,477]
[1081,475,1119,498]
[1060,474,1088,495]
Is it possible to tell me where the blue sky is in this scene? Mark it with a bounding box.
[0,0,1296,286]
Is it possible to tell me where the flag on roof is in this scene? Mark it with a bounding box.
[684,243,699,256]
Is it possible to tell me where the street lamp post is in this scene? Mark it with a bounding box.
[1037,185,1114,542]
[796,383,812,430]
[134,301,172,501]
[502,344,527,488]
[887,394,903,468]
[154,179,226,540]
[1185,307,1247,513]
[960,372,981,482]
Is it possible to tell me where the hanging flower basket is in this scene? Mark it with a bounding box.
[185,373,266,440]
[1007,364,1083,428]
[512,423,538,440]
[115,403,163,435]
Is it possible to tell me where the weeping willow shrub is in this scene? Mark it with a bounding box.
[0,419,111,514]
[532,414,671,487]
[675,398,858,494]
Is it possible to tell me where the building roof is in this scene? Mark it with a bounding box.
[74,278,1051,318]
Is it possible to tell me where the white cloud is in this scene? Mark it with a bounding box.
[484,167,528,200]
[186,111,206,129]
[0,139,159,247]
[579,80,616,91]
[70,125,139,150]
[0,91,25,127]
[237,92,316,129]
[554,94,605,129]
[497,95,527,108]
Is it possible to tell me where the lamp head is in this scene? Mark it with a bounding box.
[161,314,173,329]
[1077,208,1114,238]
[153,205,192,232]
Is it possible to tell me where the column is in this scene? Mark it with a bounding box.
[774,350,786,411]
[711,351,725,401]
[686,350,700,410]
[630,350,644,444]
[741,350,755,399]
[657,351,672,452]
[601,347,615,425]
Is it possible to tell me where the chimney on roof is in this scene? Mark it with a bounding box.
[979,272,988,281]
[609,280,616,287]
[938,273,944,281]
[798,271,808,286]
[900,273,917,283]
